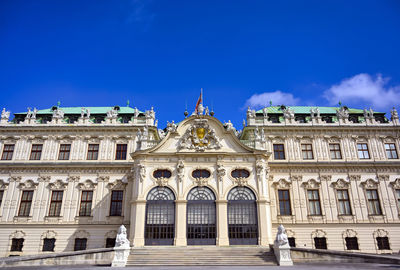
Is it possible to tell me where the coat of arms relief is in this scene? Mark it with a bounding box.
[178,119,222,152]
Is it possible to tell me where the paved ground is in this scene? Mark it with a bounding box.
[2,263,400,270]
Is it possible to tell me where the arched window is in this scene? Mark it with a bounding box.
[186,187,216,245]
[227,187,258,245]
[231,169,250,179]
[153,169,172,179]
[192,169,211,179]
[145,187,175,245]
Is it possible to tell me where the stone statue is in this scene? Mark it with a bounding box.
[275,224,289,246]
[107,108,118,118]
[336,106,349,118]
[262,107,268,118]
[254,127,261,140]
[166,121,177,133]
[150,107,155,119]
[26,107,32,119]
[391,107,398,119]
[158,129,165,139]
[52,108,64,119]
[134,107,139,118]
[86,108,90,118]
[115,225,130,248]
[205,106,210,116]
[81,107,90,118]
[260,128,266,142]
[154,119,158,127]
[32,108,37,119]
[81,107,85,118]
[283,107,294,119]
[176,160,184,182]
[142,126,149,140]
[310,108,316,118]
[225,120,234,131]
[197,103,204,115]
[1,108,10,120]
[242,119,246,127]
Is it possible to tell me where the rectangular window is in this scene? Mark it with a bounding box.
[115,144,127,160]
[396,189,400,210]
[314,237,327,249]
[308,190,322,215]
[110,190,123,216]
[74,238,87,251]
[18,190,34,216]
[273,144,285,160]
[42,238,55,252]
[58,144,71,160]
[357,143,370,159]
[0,190,4,207]
[278,190,291,215]
[10,238,24,252]
[87,144,99,160]
[29,144,43,160]
[79,191,93,216]
[48,191,63,217]
[345,237,359,250]
[288,237,296,248]
[301,144,314,159]
[366,189,382,215]
[329,144,342,159]
[106,238,116,248]
[385,143,398,159]
[1,144,15,160]
[376,236,390,250]
[337,189,352,215]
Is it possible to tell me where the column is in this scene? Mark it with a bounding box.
[174,200,187,246]
[216,199,229,246]
[258,199,273,246]
[130,200,146,247]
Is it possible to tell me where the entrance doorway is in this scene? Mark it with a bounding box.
[187,187,216,245]
[228,187,258,245]
[145,187,175,245]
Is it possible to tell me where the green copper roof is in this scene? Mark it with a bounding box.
[15,106,143,115]
[255,106,383,114]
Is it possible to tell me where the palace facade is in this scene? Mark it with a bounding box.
[0,104,399,256]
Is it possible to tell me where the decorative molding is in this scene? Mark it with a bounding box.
[373,229,388,238]
[74,230,89,238]
[77,179,97,190]
[178,119,222,152]
[0,179,9,190]
[48,180,68,190]
[361,178,379,189]
[17,179,38,190]
[302,178,320,189]
[390,178,400,189]
[176,160,185,182]
[217,163,226,182]
[273,178,292,189]
[311,229,327,238]
[342,229,357,238]
[331,178,350,189]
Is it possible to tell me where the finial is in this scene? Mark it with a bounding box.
[269,100,272,106]
[57,101,61,107]
[127,100,130,107]
[338,101,342,107]
[184,109,189,117]
[210,110,214,116]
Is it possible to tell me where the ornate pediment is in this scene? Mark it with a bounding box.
[178,119,222,152]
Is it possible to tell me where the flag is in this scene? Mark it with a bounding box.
[194,89,202,114]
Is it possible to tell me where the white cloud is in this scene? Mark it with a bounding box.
[323,73,400,109]
[245,90,300,109]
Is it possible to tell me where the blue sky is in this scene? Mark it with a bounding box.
[1,0,400,128]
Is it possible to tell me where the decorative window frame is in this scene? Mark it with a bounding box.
[0,140,17,161]
[56,140,72,160]
[311,229,327,249]
[105,230,117,247]
[73,230,90,249]
[342,229,359,251]
[302,179,324,218]
[228,167,251,186]
[273,178,295,223]
[39,230,57,252]
[373,229,391,253]
[45,180,68,219]
[76,180,97,219]
[361,178,385,217]
[390,178,400,216]
[331,178,355,217]
[189,167,213,187]
[15,179,38,219]
[106,179,127,218]
[8,230,26,255]
[150,167,173,187]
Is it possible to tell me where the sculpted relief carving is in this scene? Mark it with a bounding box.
[178,119,221,152]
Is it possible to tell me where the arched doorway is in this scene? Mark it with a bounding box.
[145,186,175,245]
[227,186,258,245]
[187,187,216,245]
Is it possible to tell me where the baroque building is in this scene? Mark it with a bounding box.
[0,104,399,256]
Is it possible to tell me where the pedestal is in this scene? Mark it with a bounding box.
[273,242,293,266]
[111,246,130,267]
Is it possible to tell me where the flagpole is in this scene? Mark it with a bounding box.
[201,88,203,105]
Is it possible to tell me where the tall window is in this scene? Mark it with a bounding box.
[337,189,352,215]
[48,191,63,217]
[307,190,321,215]
[79,191,93,216]
[278,190,291,215]
[58,144,71,160]
[366,189,382,215]
[42,238,55,252]
[329,144,342,159]
[301,144,314,159]
[29,144,43,160]
[0,190,4,207]
[357,143,370,159]
[74,238,87,251]
[18,190,34,216]
[376,237,390,250]
[1,144,14,160]
[345,237,359,250]
[109,190,123,216]
[273,144,285,160]
[87,144,99,160]
[396,189,400,210]
[115,144,127,160]
[10,238,24,252]
[385,143,398,159]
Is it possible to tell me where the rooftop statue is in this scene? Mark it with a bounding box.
[134,107,139,118]
[1,108,10,120]
[283,107,295,119]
